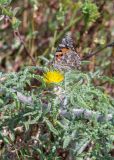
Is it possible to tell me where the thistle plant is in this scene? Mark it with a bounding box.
[0,66,114,159]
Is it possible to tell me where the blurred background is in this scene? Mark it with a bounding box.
[0,0,114,75]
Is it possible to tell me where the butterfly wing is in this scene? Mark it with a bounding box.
[53,34,81,71]
[54,50,80,70]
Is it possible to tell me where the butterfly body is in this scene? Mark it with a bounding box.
[53,34,81,71]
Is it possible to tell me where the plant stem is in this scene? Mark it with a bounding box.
[14,29,36,66]
[82,41,114,60]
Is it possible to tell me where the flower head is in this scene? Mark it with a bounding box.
[43,70,64,84]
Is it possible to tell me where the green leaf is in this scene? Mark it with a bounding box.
[63,135,72,148]
[0,0,12,6]
[44,118,58,135]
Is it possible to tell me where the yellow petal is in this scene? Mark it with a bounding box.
[43,71,64,83]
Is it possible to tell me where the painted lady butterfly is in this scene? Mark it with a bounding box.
[53,33,81,71]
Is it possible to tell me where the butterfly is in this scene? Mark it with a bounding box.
[53,33,81,71]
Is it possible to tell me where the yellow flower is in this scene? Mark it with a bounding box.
[43,71,64,83]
